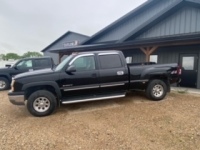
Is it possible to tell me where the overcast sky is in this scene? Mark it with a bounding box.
[0,0,146,55]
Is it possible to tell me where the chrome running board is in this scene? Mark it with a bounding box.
[61,94,125,104]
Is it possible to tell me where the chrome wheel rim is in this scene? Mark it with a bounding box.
[152,84,164,98]
[33,97,50,113]
[0,80,6,89]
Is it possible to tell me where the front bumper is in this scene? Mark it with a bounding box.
[8,91,25,105]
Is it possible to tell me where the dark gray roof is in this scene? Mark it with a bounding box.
[42,31,89,52]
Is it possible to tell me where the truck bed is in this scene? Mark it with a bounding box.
[128,63,180,90]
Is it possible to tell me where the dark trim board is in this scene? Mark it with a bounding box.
[51,33,200,53]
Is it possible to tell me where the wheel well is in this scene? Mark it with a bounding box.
[0,75,10,83]
[149,75,168,81]
[25,85,58,101]
[148,75,170,92]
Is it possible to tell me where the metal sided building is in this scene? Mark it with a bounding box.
[42,31,89,65]
[51,0,200,89]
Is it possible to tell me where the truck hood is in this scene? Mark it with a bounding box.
[0,67,13,72]
[14,68,54,79]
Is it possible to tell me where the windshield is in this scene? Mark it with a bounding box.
[11,60,21,68]
[55,55,73,71]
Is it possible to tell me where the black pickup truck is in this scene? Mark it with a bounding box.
[8,51,181,117]
[0,57,54,91]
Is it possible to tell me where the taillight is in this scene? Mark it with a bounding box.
[177,66,182,75]
[171,66,182,75]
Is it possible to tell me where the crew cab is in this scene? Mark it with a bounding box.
[8,51,181,117]
[0,57,54,91]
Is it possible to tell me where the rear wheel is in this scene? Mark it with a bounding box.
[146,79,167,101]
[0,77,9,91]
[27,90,57,117]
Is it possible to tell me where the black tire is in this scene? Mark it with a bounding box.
[27,90,57,117]
[0,77,9,91]
[146,79,167,101]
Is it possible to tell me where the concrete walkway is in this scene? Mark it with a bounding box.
[171,87,200,95]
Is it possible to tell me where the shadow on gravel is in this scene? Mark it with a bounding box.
[57,91,150,114]
[3,91,151,117]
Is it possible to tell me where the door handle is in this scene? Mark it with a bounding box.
[117,71,124,76]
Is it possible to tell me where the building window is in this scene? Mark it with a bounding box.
[182,57,194,70]
[126,57,132,64]
[150,55,158,63]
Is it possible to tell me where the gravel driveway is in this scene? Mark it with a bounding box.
[0,91,200,150]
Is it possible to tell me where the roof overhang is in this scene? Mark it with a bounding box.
[50,33,200,54]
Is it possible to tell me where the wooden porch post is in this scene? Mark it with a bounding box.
[59,53,65,63]
[140,46,158,62]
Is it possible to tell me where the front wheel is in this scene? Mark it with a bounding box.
[0,77,9,91]
[27,90,57,117]
[146,79,167,101]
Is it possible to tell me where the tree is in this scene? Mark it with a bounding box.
[0,51,43,60]
[0,54,6,60]
[22,51,42,58]
[2,54,6,60]
[5,53,20,60]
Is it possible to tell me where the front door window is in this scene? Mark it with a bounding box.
[72,56,96,71]
[16,60,33,70]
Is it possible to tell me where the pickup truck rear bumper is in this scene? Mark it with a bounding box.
[8,91,25,105]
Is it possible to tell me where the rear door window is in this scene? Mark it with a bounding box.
[99,54,123,69]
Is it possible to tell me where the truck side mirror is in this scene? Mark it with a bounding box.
[5,64,11,68]
[13,65,18,70]
[66,65,76,73]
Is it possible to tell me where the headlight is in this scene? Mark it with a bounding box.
[11,79,15,92]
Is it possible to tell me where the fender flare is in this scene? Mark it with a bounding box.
[0,73,12,82]
[22,81,62,98]
[147,74,171,92]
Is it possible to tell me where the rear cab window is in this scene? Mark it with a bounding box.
[33,58,51,69]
